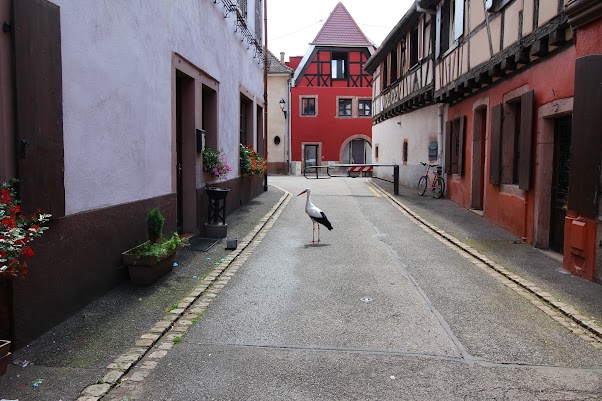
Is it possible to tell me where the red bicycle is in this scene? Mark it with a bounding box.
[417,162,445,198]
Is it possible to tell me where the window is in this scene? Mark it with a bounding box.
[301,98,316,116]
[410,26,419,67]
[338,98,352,117]
[332,52,347,79]
[240,94,252,145]
[436,0,464,58]
[358,100,371,117]
[489,90,534,189]
[445,116,465,175]
[502,100,522,184]
[403,140,408,165]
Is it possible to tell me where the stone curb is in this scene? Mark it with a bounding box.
[77,187,292,401]
[370,180,602,345]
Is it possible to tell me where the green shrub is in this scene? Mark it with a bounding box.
[147,208,165,243]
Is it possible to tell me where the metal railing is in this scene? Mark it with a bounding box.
[303,163,400,195]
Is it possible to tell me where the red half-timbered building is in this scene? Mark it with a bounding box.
[288,2,375,173]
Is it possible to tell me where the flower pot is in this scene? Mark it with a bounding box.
[122,245,177,286]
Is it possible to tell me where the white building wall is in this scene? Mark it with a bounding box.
[267,74,290,169]
[54,0,264,215]
[373,104,440,188]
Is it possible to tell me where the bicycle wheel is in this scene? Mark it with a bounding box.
[433,176,445,198]
[417,176,427,196]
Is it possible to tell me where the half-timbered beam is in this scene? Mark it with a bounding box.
[530,36,549,57]
[501,55,517,72]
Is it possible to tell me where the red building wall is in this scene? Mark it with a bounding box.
[446,46,576,241]
[291,49,373,166]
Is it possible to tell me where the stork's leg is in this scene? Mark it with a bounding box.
[317,223,321,243]
[312,220,316,243]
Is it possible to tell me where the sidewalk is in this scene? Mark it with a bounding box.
[0,186,286,401]
[372,178,602,333]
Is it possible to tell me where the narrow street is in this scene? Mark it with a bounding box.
[106,176,602,400]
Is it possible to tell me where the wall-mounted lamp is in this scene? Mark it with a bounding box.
[279,98,288,119]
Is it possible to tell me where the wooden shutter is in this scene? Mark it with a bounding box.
[14,0,65,217]
[519,90,534,190]
[458,115,465,176]
[445,120,452,173]
[568,55,602,217]
[489,104,502,185]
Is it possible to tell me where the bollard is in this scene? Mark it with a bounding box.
[393,165,399,195]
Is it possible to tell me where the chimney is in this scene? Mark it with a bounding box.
[280,52,285,63]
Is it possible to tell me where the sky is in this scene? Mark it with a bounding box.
[267,0,416,61]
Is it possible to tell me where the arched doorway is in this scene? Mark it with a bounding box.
[341,136,372,164]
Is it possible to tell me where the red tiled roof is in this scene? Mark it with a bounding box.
[311,2,372,47]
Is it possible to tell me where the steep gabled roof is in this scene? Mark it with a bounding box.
[267,50,293,75]
[311,2,373,47]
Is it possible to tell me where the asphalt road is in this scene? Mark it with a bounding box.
[113,176,602,400]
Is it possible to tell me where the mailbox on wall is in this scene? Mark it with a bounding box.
[196,129,206,153]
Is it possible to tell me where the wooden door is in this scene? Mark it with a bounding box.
[550,116,572,253]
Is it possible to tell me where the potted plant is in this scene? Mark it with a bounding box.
[202,147,232,180]
[122,208,188,285]
[0,179,52,375]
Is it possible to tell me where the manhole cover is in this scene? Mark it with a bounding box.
[360,297,373,303]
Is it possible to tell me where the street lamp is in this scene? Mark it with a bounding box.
[279,98,287,119]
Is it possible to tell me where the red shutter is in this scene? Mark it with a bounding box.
[14,0,65,217]
[458,115,465,176]
[489,104,502,185]
[445,120,452,174]
[568,55,602,217]
[519,90,534,190]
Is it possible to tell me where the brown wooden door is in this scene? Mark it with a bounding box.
[550,116,572,253]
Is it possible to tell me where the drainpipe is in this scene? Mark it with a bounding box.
[437,104,444,166]
[286,77,292,174]
[263,0,268,191]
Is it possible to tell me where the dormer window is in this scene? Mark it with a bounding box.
[331,52,347,79]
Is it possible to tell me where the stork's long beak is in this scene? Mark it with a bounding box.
[297,189,307,196]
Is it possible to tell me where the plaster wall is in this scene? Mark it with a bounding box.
[503,0,521,49]
[373,104,440,188]
[539,1,559,27]
[54,0,264,215]
[267,74,290,170]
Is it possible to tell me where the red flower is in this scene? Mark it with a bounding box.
[0,188,11,203]
[10,205,20,214]
[1,217,16,229]
[21,247,34,258]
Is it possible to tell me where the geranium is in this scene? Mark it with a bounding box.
[0,179,51,279]
[239,144,267,175]
[202,147,232,180]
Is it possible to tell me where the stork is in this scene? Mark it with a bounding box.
[298,188,333,243]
